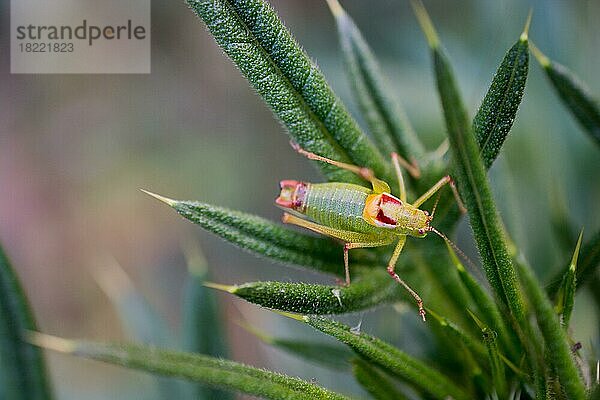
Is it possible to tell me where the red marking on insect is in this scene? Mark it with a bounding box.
[276,180,308,211]
[376,209,396,225]
[381,193,402,205]
[375,193,402,225]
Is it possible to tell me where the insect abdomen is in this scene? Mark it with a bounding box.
[304,183,376,233]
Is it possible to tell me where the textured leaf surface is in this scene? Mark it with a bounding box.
[553,231,582,328]
[448,244,518,358]
[327,0,423,160]
[352,358,408,400]
[0,245,53,400]
[299,316,470,400]
[481,321,506,397]
[242,322,352,370]
[548,228,600,296]
[532,45,600,146]
[413,1,524,323]
[474,28,529,168]
[145,191,375,275]
[516,259,586,400]
[186,0,391,184]
[427,309,487,363]
[28,333,350,400]
[215,269,400,315]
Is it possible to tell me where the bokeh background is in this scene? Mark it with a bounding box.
[1,0,599,398]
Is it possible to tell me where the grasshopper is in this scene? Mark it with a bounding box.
[276,142,465,321]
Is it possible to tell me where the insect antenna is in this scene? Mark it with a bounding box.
[428,226,479,272]
[429,192,442,219]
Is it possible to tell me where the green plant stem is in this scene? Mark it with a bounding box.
[516,258,586,400]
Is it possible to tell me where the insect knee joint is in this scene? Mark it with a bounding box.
[359,167,374,180]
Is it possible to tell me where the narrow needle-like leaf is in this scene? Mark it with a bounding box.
[27,332,350,400]
[516,258,586,400]
[185,0,392,184]
[206,269,401,315]
[142,190,374,275]
[412,0,525,324]
[426,308,488,363]
[484,326,506,397]
[473,16,529,168]
[0,245,53,400]
[292,315,471,400]
[326,0,424,160]
[180,242,233,400]
[548,229,600,296]
[446,243,518,358]
[352,358,409,400]
[531,43,600,147]
[239,321,352,370]
[554,230,583,328]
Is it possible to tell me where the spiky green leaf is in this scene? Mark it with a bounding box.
[326,0,424,160]
[144,191,375,276]
[532,44,600,147]
[351,358,408,400]
[426,308,487,363]
[516,259,586,400]
[548,229,600,296]
[481,322,506,397]
[210,269,401,315]
[0,245,53,400]
[28,332,349,400]
[412,0,525,324]
[241,322,352,370]
[185,0,391,184]
[447,243,518,358]
[554,231,583,328]
[473,21,529,168]
[295,315,470,400]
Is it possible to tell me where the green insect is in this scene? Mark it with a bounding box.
[276,142,466,321]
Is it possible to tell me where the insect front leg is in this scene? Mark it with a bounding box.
[412,175,466,213]
[385,236,426,321]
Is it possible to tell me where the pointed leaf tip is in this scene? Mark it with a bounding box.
[520,9,532,41]
[411,0,440,49]
[140,189,177,207]
[570,229,584,272]
[529,42,550,67]
[203,281,237,293]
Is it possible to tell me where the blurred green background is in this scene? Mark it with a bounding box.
[1,0,599,398]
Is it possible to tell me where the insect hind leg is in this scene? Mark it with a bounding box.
[290,141,391,194]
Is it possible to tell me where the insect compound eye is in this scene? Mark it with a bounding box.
[418,228,425,235]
